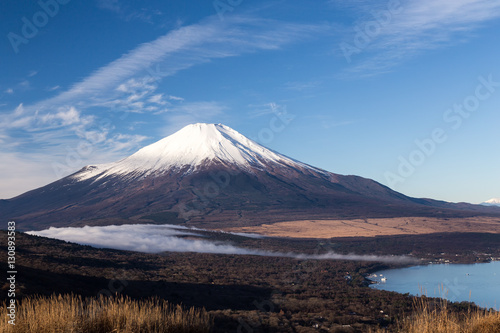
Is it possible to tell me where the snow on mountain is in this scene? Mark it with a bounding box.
[73,123,323,182]
[481,198,500,206]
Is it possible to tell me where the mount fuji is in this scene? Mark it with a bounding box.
[481,198,500,207]
[73,123,324,182]
[2,123,499,231]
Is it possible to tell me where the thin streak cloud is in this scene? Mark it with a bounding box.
[343,0,500,75]
[21,16,324,115]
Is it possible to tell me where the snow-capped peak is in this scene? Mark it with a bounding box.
[481,198,500,206]
[72,123,320,181]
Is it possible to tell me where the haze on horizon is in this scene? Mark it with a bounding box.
[1,0,500,204]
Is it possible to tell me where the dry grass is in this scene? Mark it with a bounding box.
[0,294,211,333]
[400,296,500,333]
[226,216,500,238]
[372,295,500,333]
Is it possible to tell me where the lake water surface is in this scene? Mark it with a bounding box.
[369,261,499,309]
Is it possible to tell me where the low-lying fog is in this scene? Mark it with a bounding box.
[27,224,419,264]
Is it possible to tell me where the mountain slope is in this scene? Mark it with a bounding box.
[2,123,499,231]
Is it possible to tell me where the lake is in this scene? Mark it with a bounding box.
[369,261,499,310]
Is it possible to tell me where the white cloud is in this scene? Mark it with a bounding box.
[167,95,184,101]
[2,105,92,132]
[27,224,270,255]
[26,224,419,263]
[96,0,121,13]
[298,251,419,264]
[148,94,167,105]
[96,0,162,24]
[39,107,82,126]
[341,0,500,74]
[47,85,60,91]
[5,88,14,94]
[115,77,156,94]
[5,104,31,128]
[104,133,149,153]
[219,231,266,239]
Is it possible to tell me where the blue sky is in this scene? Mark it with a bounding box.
[1,0,500,203]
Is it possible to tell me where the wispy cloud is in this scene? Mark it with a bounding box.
[19,80,30,89]
[283,80,321,91]
[96,0,121,13]
[27,224,272,255]
[341,0,500,75]
[0,104,93,133]
[12,16,322,116]
[165,101,228,115]
[47,85,60,91]
[104,133,149,155]
[248,102,288,118]
[95,0,163,24]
